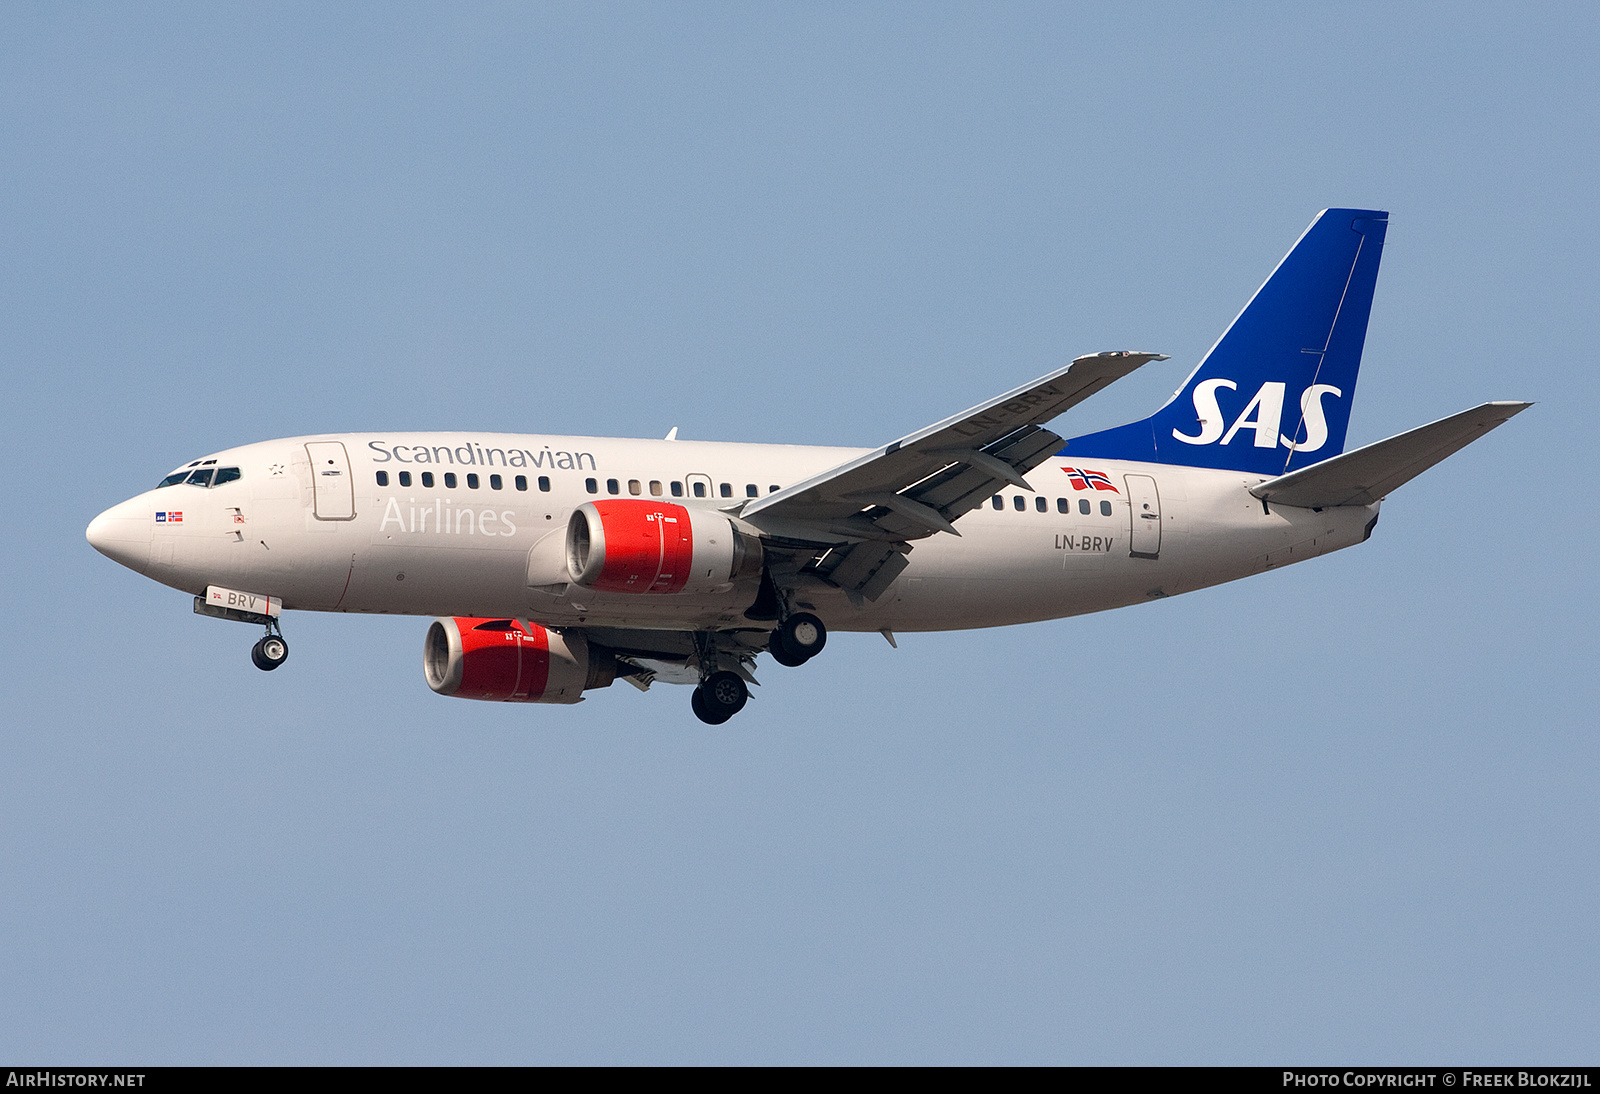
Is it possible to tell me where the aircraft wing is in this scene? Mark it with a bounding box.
[740,351,1165,600]
[1250,401,1532,509]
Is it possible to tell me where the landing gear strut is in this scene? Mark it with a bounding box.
[192,587,289,672]
[692,670,748,725]
[250,619,289,671]
[769,612,826,667]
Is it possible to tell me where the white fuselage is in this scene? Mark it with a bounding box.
[87,432,1379,634]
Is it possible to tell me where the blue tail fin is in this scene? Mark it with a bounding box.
[1064,208,1388,475]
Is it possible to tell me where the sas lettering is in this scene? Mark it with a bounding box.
[1172,380,1342,453]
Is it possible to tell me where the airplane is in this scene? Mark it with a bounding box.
[86,208,1529,724]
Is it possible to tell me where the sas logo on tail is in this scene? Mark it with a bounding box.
[1174,381,1342,453]
[1061,467,1119,492]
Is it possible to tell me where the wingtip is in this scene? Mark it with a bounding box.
[1484,400,1534,416]
[1076,350,1170,365]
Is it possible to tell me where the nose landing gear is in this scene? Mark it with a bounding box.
[193,587,289,672]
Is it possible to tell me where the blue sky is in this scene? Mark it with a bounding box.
[3,2,1596,1063]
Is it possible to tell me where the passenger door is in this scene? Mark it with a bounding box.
[305,441,355,520]
[1124,473,1161,559]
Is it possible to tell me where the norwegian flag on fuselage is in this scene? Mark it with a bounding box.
[1061,467,1119,492]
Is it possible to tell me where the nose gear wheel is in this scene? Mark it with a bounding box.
[251,634,289,671]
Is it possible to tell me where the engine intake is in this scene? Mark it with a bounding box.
[424,617,615,704]
[566,500,762,595]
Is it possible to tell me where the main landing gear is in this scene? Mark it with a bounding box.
[250,619,289,671]
[768,612,826,667]
[684,611,827,725]
[691,670,748,725]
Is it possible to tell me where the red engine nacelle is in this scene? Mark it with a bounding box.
[565,500,762,595]
[423,617,614,704]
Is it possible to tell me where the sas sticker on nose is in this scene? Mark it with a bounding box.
[155,511,183,523]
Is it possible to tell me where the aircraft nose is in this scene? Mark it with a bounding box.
[86,498,152,573]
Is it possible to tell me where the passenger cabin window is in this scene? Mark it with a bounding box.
[376,471,389,486]
[720,483,732,498]
[1079,499,1091,515]
[1035,496,1047,513]
[466,473,479,489]
[421,472,435,488]
[671,482,684,497]
[585,478,598,494]
[649,480,663,496]
[992,495,1004,510]
[1057,498,1069,513]
[444,472,457,489]
[399,471,412,487]
[629,479,642,496]
[186,468,214,487]
[213,467,241,486]
[745,484,758,497]
[1013,495,1026,511]
[693,482,707,498]
[769,485,780,493]
[538,476,551,492]
[514,475,527,491]
[489,474,502,490]
[1100,500,1113,516]
[606,478,620,495]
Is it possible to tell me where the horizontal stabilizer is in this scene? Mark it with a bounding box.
[1249,401,1531,509]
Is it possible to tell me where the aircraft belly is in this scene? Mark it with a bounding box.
[349,542,527,617]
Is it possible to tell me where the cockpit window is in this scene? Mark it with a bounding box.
[159,464,242,488]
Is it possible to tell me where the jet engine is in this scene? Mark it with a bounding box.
[565,500,762,595]
[424,617,616,704]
